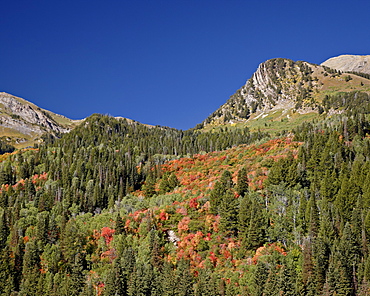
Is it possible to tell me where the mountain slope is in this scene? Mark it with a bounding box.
[322,54,370,75]
[201,57,370,130]
[0,92,79,147]
[1,106,370,294]
[2,55,370,294]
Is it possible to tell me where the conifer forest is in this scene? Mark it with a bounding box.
[2,90,370,295]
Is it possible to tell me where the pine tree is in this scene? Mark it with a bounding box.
[251,261,268,295]
[19,239,41,296]
[102,268,116,296]
[318,198,336,244]
[175,259,194,296]
[36,211,49,247]
[262,267,279,295]
[168,173,180,191]
[245,199,266,250]
[301,237,315,294]
[0,247,14,294]
[115,213,125,235]
[236,166,248,197]
[219,189,238,236]
[0,208,8,250]
[307,189,319,238]
[161,261,176,296]
[159,173,171,194]
[195,269,217,296]
[143,171,157,197]
[238,194,252,250]
[277,264,296,296]
[210,170,233,215]
[313,236,330,293]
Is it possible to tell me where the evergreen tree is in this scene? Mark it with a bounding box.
[210,170,233,215]
[313,236,330,293]
[143,171,157,198]
[219,189,238,236]
[0,247,14,294]
[195,269,217,296]
[19,239,41,296]
[160,261,176,296]
[168,173,180,191]
[236,166,248,197]
[251,261,268,296]
[245,199,266,250]
[307,188,319,238]
[175,259,194,296]
[238,193,252,247]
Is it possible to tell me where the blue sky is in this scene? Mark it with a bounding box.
[1,0,370,130]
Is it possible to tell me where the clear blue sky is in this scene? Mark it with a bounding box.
[1,0,370,130]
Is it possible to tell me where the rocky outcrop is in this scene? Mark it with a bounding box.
[321,55,370,75]
[0,92,76,146]
[0,93,70,135]
[201,55,370,128]
[202,58,321,126]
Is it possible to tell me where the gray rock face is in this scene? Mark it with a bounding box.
[246,59,306,111]
[0,92,71,138]
[321,55,370,75]
[203,58,320,126]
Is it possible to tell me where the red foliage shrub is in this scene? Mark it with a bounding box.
[252,243,287,264]
[101,227,115,245]
[159,209,168,221]
[188,197,199,209]
[209,251,217,266]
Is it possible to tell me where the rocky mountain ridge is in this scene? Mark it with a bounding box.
[0,92,78,147]
[2,54,370,146]
[0,93,158,148]
[321,54,370,75]
[201,56,370,128]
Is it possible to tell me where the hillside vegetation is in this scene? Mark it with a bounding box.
[1,56,370,295]
[0,105,369,295]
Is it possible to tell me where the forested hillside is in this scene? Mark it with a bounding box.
[1,101,370,295]
[1,93,370,294]
[0,114,270,295]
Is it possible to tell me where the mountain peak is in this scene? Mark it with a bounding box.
[0,92,78,147]
[202,58,321,127]
[321,54,370,75]
[201,56,370,130]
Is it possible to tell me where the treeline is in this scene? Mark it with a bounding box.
[322,91,370,115]
[346,71,370,80]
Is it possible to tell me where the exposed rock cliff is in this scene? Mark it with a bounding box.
[202,58,321,126]
[201,57,370,128]
[0,92,78,147]
[321,54,370,75]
